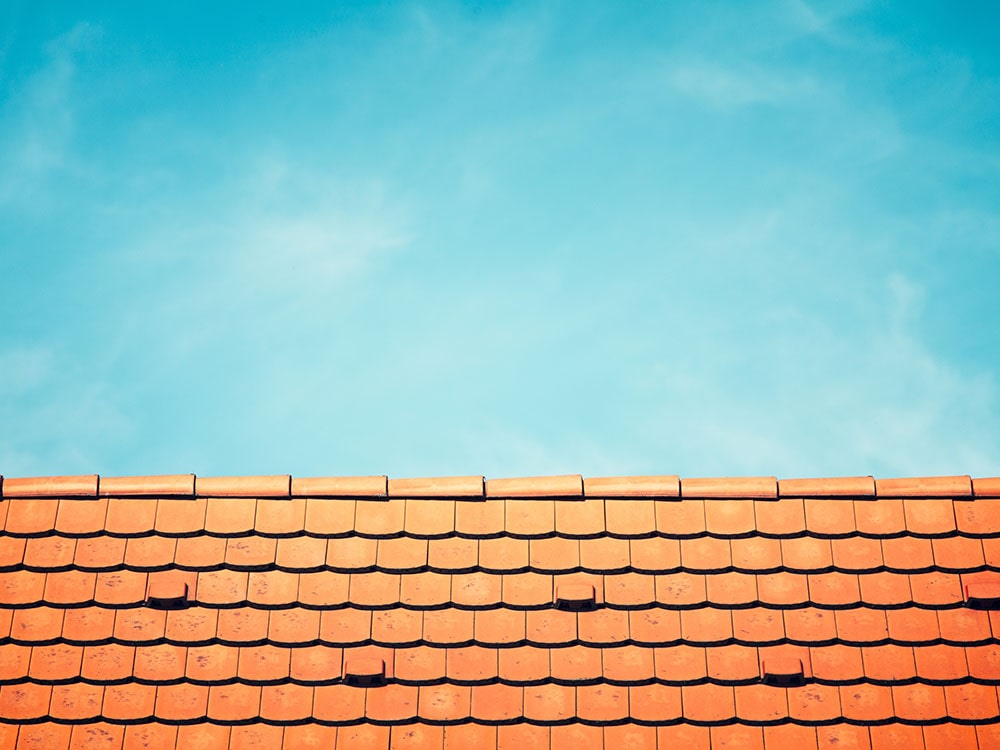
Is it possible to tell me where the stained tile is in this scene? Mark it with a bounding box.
[270,608,322,646]
[550,644,602,683]
[69,723,126,749]
[706,644,759,681]
[807,572,861,606]
[418,684,472,722]
[732,608,784,645]
[390,723,444,750]
[474,609,525,646]
[114,608,167,645]
[372,608,422,646]
[123,724,179,750]
[523,683,575,722]
[207,683,261,721]
[164,607,219,645]
[423,608,474,645]
[498,645,549,683]
[103,683,157,721]
[788,684,841,724]
[446,646,498,683]
[226,536,277,569]
[943,682,999,720]
[10,606,64,643]
[655,573,707,606]
[248,570,300,606]
[50,682,104,720]
[630,609,681,646]
[81,643,136,683]
[526,608,577,646]
[0,683,51,720]
[578,608,630,645]
[313,684,365,722]
[428,537,477,572]
[711,726,765,750]
[62,607,115,644]
[839,683,893,722]
[276,536,328,571]
[603,645,655,683]
[319,609,372,646]
[810,644,864,682]
[232,725,285,750]
[681,608,732,644]
[835,608,889,645]
[134,644,187,682]
[891,683,947,724]
[735,683,788,723]
[258,683,312,722]
[218,609,270,644]
[74,536,126,570]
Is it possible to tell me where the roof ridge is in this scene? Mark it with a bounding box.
[0,472,997,499]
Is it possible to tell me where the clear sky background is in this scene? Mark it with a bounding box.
[1,1,998,480]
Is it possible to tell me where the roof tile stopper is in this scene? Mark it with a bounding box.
[343,657,387,688]
[554,583,597,612]
[761,657,806,687]
[146,581,190,611]
[965,582,1000,610]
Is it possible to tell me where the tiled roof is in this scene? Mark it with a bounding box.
[2,472,1000,749]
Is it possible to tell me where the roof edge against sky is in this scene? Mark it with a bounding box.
[0,473,998,499]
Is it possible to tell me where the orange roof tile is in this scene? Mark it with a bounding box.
[2,472,1000,748]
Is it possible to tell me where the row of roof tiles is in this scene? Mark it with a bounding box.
[5,527,999,571]
[4,497,1000,539]
[2,474,999,499]
[6,721,999,750]
[4,642,1000,686]
[4,679,1000,725]
[6,568,1000,610]
[3,602,998,648]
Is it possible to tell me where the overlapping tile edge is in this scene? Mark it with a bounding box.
[2,473,1000,750]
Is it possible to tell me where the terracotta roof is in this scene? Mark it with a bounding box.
[1,472,1000,749]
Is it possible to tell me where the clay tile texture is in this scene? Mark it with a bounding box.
[2,472,1000,749]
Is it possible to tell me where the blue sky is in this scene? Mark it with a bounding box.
[1,1,998,480]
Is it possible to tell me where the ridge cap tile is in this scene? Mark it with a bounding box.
[584,475,680,498]
[486,474,584,498]
[973,476,1000,497]
[388,475,485,498]
[195,474,291,497]
[681,476,778,499]
[98,474,195,497]
[778,475,875,498]
[875,474,973,497]
[2,474,98,498]
[291,474,387,497]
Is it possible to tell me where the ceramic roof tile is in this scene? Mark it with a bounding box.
[3,473,1000,747]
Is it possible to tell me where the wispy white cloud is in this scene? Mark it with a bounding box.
[0,22,99,206]
[667,62,817,109]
